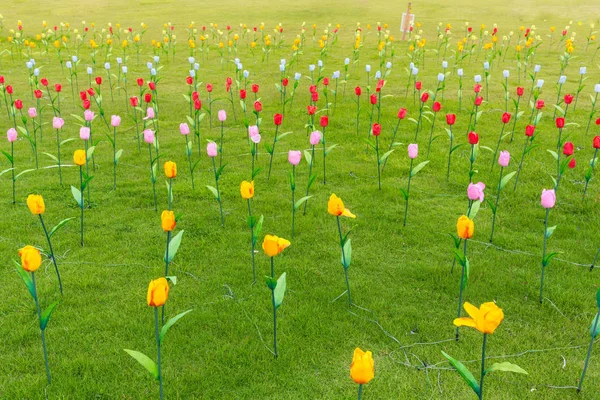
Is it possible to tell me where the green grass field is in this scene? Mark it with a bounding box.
[2,1,600,398]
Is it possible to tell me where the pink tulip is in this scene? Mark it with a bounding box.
[79,126,90,140]
[540,189,556,209]
[111,115,121,127]
[310,131,322,145]
[498,151,510,167]
[28,108,37,118]
[52,117,64,129]
[288,150,302,166]
[218,110,227,122]
[143,107,155,120]
[143,129,155,144]
[408,143,418,159]
[248,125,259,138]
[207,142,218,157]
[180,123,190,135]
[7,128,18,142]
[467,182,486,202]
[250,132,261,144]
[84,110,95,121]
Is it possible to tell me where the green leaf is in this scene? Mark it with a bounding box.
[276,131,293,142]
[0,168,15,178]
[86,146,96,161]
[462,258,470,290]
[253,215,264,244]
[49,217,75,238]
[115,149,124,163]
[40,300,60,331]
[453,248,466,266]
[325,144,338,155]
[15,263,36,299]
[485,362,528,375]
[71,186,83,208]
[341,239,352,269]
[399,187,409,201]
[486,198,496,215]
[499,171,517,190]
[294,196,312,211]
[123,349,158,380]
[265,276,277,290]
[591,313,600,338]
[264,143,273,155]
[596,288,600,309]
[273,272,287,309]
[303,150,312,166]
[160,309,193,344]
[206,185,219,199]
[165,276,177,285]
[379,149,394,165]
[542,252,559,267]
[441,351,481,396]
[43,152,58,162]
[545,225,557,239]
[247,215,257,229]
[15,169,35,180]
[2,150,14,163]
[410,160,430,177]
[468,200,481,219]
[164,230,184,264]
[553,104,565,116]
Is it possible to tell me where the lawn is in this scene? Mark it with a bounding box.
[1,0,600,399]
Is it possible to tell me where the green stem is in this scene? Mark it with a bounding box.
[322,126,327,184]
[154,307,164,400]
[456,239,468,341]
[32,272,51,384]
[56,129,62,185]
[219,122,224,169]
[446,126,453,181]
[539,208,550,303]
[39,215,63,294]
[358,384,363,400]
[489,167,503,243]
[491,124,505,171]
[11,141,15,204]
[113,127,117,189]
[268,125,279,180]
[291,165,296,237]
[168,178,173,210]
[212,157,224,227]
[270,257,278,358]
[248,200,255,283]
[404,159,413,227]
[80,166,84,247]
[337,216,352,306]
[375,135,381,190]
[479,333,488,400]
[149,144,157,211]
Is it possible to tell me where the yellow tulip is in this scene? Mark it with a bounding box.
[456,215,474,239]
[27,194,45,215]
[240,181,254,199]
[454,302,504,334]
[19,245,42,272]
[73,149,86,166]
[164,161,177,179]
[262,234,291,257]
[328,194,356,218]
[147,277,169,307]
[161,210,176,232]
[350,348,374,384]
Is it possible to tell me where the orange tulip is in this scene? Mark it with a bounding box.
[161,210,176,232]
[27,194,45,215]
[454,302,504,334]
[456,215,474,239]
[19,245,42,272]
[164,161,177,178]
[262,234,290,257]
[328,194,356,218]
[350,348,374,384]
[147,277,169,307]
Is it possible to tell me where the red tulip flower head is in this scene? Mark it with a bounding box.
[206,83,213,93]
[535,99,544,109]
[274,113,283,126]
[398,108,407,119]
[40,78,49,87]
[372,123,381,136]
[307,105,316,115]
[564,94,574,104]
[95,76,102,85]
[415,81,422,90]
[14,99,23,110]
[240,89,247,100]
[555,117,565,129]
[446,113,456,125]
[501,112,511,124]
[593,136,600,149]
[320,115,329,128]
[311,92,319,102]
[148,81,156,91]
[433,101,441,112]
[474,84,482,93]
[516,87,524,97]
[370,94,377,105]
[563,142,574,156]
[468,131,479,145]
[568,158,576,168]
[137,78,144,87]
[421,92,429,103]
[254,101,262,112]
[83,99,91,110]
[282,78,289,87]
[525,124,535,137]
[144,93,152,103]
[252,84,259,93]
[322,77,328,86]
[34,90,42,99]
[474,96,483,106]
[55,83,62,93]
[130,96,139,107]
[186,76,193,85]
[355,86,362,96]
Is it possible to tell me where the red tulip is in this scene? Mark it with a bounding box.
[192,91,199,101]
[282,78,289,87]
[555,117,565,129]
[568,158,576,169]
[501,112,512,124]
[563,142,574,156]
[144,93,152,103]
[54,83,62,93]
[80,91,88,101]
[194,99,201,110]
[468,132,479,145]
[322,77,329,86]
[130,96,139,107]
[320,115,329,127]
[0,75,4,84]
[370,94,377,105]
[398,108,407,119]
[474,84,482,93]
[372,123,381,136]
[375,79,384,92]
[6,85,13,94]
[593,136,600,149]
[433,101,441,112]
[421,92,429,103]
[34,90,42,99]
[274,113,283,126]
[149,82,156,91]
[40,78,49,87]
[525,125,535,137]
[137,78,144,87]
[95,76,102,85]
[206,83,213,92]
[474,96,483,106]
[311,92,319,102]
[254,101,262,112]
[446,113,456,125]
[309,84,317,94]
[355,86,362,96]
[596,117,600,125]
[14,99,23,109]
[87,88,95,96]
[307,105,317,115]
[535,99,544,109]
[564,94,574,104]
[516,87,524,97]
[251,84,259,93]
[240,89,247,100]
[415,81,422,90]
[83,99,91,110]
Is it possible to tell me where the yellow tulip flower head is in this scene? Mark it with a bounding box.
[240,180,255,200]
[19,245,42,272]
[27,194,45,215]
[454,302,504,334]
[73,149,86,166]
[161,210,176,232]
[147,277,169,307]
[350,348,374,384]
[456,215,474,239]
[164,161,177,179]
[262,234,291,257]
[328,194,356,218]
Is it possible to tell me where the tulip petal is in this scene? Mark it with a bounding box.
[453,317,477,328]
[342,208,356,218]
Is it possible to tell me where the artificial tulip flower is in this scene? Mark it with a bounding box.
[27,194,45,215]
[563,142,574,156]
[453,302,504,334]
[456,215,474,239]
[19,245,42,272]
[262,234,291,257]
[446,114,456,125]
[73,149,86,166]
[164,161,177,178]
[501,112,511,124]
[468,132,479,145]
[161,210,176,232]
[350,348,375,384]
[240,180,254,199]
[147,277,169,307]
[328,194,356,218]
